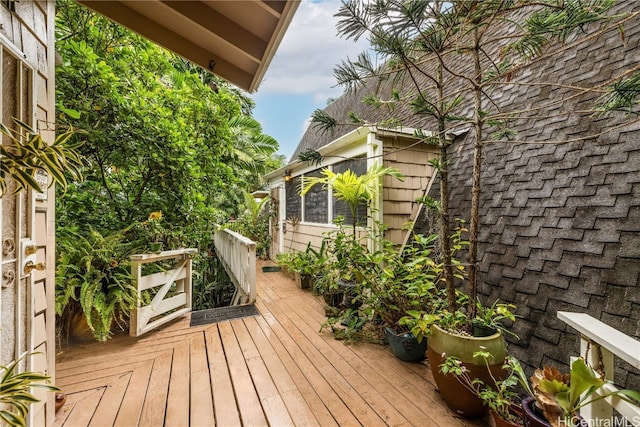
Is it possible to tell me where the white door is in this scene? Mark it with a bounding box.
[1,39,54,426]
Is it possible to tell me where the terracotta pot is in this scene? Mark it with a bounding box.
[427,324,506,418]
[384,327,427,362]
[521,397,587,427]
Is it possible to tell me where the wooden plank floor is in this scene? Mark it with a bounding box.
[54,260,489,427]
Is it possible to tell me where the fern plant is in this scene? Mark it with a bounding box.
[55,227,138,342]
[0,354,59,427]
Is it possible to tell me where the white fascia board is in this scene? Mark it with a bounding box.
[264,126,423,182]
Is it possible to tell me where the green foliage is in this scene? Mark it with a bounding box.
[55,0,282,235]
[227,192,273,258]
[54,0,284,317]
[596,71,640,115]
[473,299,520,339]
[0,354,59,427]
[0,118,83,196]
[55,227,138,342]
[191,251,235,310]
[318,0,623,328]
[300,163,404,235]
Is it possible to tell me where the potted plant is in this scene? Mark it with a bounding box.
[441,352,529,426]
[56,227,138,342]
[145,211,165,252]
[314,1,622,417]
[288,243,327,289]
[522,358,640,427]
[275,251,296,278]
[301,164,404,306]
[314,269,344,308]
[365,233,442,361]
[473,299,519,339]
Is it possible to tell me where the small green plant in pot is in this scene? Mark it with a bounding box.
[145,211,165,252]
[275,251,295,278]
[441,352,528,426]
[364,233,443,360]
[473,299,519,339]
[289,243,324,289]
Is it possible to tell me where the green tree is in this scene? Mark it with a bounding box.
[55,0,281,233]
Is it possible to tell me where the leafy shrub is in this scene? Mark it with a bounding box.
[55,226,138,342]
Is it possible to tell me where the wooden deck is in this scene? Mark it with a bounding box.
[54,260,488,427]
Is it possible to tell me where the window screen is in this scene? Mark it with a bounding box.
[303,169,328,224]
[285,176,301,221]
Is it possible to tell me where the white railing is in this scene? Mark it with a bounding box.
[558,311,640,426]
[130,248,197,337]
[214,229,256,305]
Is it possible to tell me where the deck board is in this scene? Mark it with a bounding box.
[54,260,488,427]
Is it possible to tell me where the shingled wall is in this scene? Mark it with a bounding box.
[421,4,640,388]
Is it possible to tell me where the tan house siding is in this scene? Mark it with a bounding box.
[1,1,56,425]
[282,223,330,253]
[382,137,438,245]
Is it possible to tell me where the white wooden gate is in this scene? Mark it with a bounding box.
[129,248,196,337]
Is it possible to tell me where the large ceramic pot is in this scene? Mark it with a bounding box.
[427,324,507,418]
[384,327,427,362]
[521,397,587,427]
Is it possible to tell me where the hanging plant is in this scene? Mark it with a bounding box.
[0,118,83,196]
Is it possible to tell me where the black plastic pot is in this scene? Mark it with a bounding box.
[472,322,498,337]
[338,279,361,309]
[323,290,344,307]
[384,327,427,362]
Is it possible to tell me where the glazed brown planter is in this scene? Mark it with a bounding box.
[492,404,524,427]
[427,324,507,418]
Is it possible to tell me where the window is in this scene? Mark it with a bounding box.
[302,169,328,224]
[2,43,33,144]
[284,176,301,221]
[283,156,369,226]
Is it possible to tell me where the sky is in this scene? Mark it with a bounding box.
[251,1,371,162]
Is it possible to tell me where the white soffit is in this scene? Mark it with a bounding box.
[77,0,299,93]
